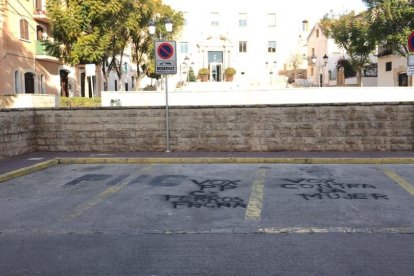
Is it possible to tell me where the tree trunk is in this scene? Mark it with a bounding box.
[357,68,363,87]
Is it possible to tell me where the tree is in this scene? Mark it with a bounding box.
[362,0,414,57]
[287,51,304,80]
[321,11,376,86]
[47,0,134,90]
[128,0,184,89]
[46,0,183,91]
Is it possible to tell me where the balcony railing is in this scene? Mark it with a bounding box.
[35,41,58,61]
[33,9,49,23]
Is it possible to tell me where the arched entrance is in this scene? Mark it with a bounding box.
[199,35,233,82]
[24,72,35,94]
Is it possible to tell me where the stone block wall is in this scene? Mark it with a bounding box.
[0,109,36,159]
[0,103,413,159]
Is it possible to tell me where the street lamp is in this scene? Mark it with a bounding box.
[310,54,329,87]
[148,18,173,152]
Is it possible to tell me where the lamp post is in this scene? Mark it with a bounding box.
[149,18,173,152]
[311,54,328,87]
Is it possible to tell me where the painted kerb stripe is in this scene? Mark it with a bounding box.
[0,159,58,183]
[2,157,414,184]
[382,168,414,198]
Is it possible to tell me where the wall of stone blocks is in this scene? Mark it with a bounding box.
[0,103,413,159]
[0,109,37,159]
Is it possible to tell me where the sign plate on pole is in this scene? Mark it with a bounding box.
[85,64,96,77]
[408,31,414,52]
[407,66,414,76]
[155,41,177,75]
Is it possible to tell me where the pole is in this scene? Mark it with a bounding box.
[165,74,170,152]
[320,73,323,87]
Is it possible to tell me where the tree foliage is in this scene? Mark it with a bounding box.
[321,11,376,86]
[362,0,414,56]
[46,0,183,90]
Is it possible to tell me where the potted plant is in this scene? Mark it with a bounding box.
[224,67,236,82]
[197,68,209,82]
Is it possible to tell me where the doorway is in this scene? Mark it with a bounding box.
[209,63,222,82]
[398,73,408,87]
[24,72,35,94]
[208,51,223,82]
[60,70,69,97]
[81,72,95,98]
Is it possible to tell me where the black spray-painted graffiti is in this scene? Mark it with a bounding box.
[279,178,389,200]
[165,179,247,209]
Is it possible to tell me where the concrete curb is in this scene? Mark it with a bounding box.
[2,157,414,184]
[0,159,59,183]
[57,157,414,165]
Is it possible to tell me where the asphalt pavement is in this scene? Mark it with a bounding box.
[1,152,414,275]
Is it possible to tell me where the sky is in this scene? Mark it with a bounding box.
[289,0,367,23]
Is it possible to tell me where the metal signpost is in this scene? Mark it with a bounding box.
[155,41,177,152]
[408,32,414,76]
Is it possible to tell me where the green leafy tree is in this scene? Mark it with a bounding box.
[47,0,134,90]
[321,11,376,86]
[128,0,184,89]
[47,0,183,91]
[362,0,414,57]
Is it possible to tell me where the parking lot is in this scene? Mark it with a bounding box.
[1,160,414,275]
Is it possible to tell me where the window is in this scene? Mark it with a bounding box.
[385,62,392,72]
[268,41,276,53]
[267,13,276,27]
[211,12,219,27]
[20,19,29,40]
[239,41,247,53]
[14,70,21,93]
[114,79,118,91]
[180,42,189,53]
[36,25,44,41]
[131,76,135,88]
[316,29,319,38]
[182,12,188,25]
[239,13,247,27]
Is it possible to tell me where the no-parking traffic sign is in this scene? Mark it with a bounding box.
[409,31,414,53]
[155,41,177,75]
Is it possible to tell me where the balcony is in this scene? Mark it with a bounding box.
[35,41,59,62]
[33,9,49,24]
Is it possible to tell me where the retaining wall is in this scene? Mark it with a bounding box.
[1,103,413,159]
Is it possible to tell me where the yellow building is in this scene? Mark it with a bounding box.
[0,0,102,97]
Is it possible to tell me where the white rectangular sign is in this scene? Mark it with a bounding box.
[155,41,177,75]
[85,64,96,77]
[408,66,414,76]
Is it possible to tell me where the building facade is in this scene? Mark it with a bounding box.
[163,0,302,87]
[0,0,138,98]
[377,53,411,87]
[306,22,378,87]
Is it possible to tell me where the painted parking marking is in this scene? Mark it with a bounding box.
[65,165,153,220]
[258,227,414,234]
[382,168,414,198]
[245,167,268,220]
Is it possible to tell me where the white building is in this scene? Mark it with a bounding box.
[377,51,411,86]
[307,23,378,87]
[163,0,305,87]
